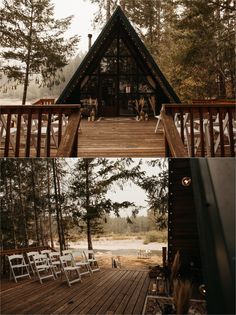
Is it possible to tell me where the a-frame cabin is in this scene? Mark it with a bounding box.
[57,6,180,116]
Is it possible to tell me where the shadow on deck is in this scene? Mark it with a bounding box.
[1,269,150,315]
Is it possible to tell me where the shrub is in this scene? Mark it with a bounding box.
[143,230,167,244]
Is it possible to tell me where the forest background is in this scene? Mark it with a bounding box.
[1,0,235,103]
[0,158,168,252]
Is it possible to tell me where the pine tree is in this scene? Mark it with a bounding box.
[174,0,235,99]
[0,0,79,104]
[69,158,142,250]
[137,159,168,229]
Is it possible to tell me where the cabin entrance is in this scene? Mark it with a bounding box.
[100,77,118,116]
[99,76,137,117]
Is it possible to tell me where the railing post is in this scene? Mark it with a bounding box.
[165,135,171,157]
[71,129,78,157]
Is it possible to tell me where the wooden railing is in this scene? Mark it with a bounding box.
[161,103,235,157]
[0,105,81,157]
[57,111,82,157]
[0,245,55,256]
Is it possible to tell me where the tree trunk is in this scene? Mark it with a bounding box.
[22,6,34,105]
[16,161,29,247]
[30,160,40,246]
[156,1,161,46]
[86,219,93,250]
[39,212,45,246]
[230,70,235,98]
[215,0,226,99]
[106,0,111,22]
[55,161,66,249]
[120,0,126,12]
[85,160,93,250]
[47,160,54,248]
[5,178,17,248]
[52,159,63,253]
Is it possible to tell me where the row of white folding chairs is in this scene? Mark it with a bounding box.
[8,249,100,287]
[174,112,236,156]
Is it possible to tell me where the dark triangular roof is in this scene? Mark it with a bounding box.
[57,6,180,104]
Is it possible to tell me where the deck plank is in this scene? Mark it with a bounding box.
[77,270,131,314]
[123,271,148,314]
[114,271,145,314]
[1,269,150,315]
[78,119,164,157]
[32,270,110,314]
[94,270,137,315]
[132,272,151,314]
[59,269,123,314]
[104,271,141,315]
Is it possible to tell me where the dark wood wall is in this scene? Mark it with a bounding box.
[168,159,201,268]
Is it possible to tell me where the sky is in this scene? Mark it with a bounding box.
[52,0,101,53]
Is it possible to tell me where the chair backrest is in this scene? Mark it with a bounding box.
[72,251,86,262]
[60,254,75,268]
[33,254,49,268]
[26,251,39,262]
[48,252,60,259]
[8,254,25,265]
[62,249,72,256]
[48,252,60,263]
[41,249,52,255]
[83,249,96,260]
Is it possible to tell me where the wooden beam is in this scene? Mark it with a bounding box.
[161,111,188,157]
[57,112,81,157]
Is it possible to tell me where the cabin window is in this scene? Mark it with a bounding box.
[79,32,157,116]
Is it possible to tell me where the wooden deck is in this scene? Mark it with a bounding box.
[78,119,164,157]
[1,269,150,315]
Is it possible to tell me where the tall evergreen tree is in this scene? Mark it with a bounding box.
[0,0,79,104]
[69,158,142,250]
[172,0,235,99]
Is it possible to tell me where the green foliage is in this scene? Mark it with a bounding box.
[90,0,235,100]
[102,215,157,235]
[136,160,168,229]
[0,0,79,103]
[143,230,167,244]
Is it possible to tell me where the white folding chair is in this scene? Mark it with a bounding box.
[213,113,236,153]
[31,121,59,148]
[48,252,62,278]
[40,249,52,256]
[175,113,210,156]
[8,254,31,283]
[62,249,73,256]
[72,251,92,276]
[33,254,55,284]
[60,255,81,287]
[83,250,100,273]
[26,251,39,275]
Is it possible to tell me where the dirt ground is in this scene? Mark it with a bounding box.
[96,253,163,270]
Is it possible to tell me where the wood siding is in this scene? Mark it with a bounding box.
[168,159,201,268]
